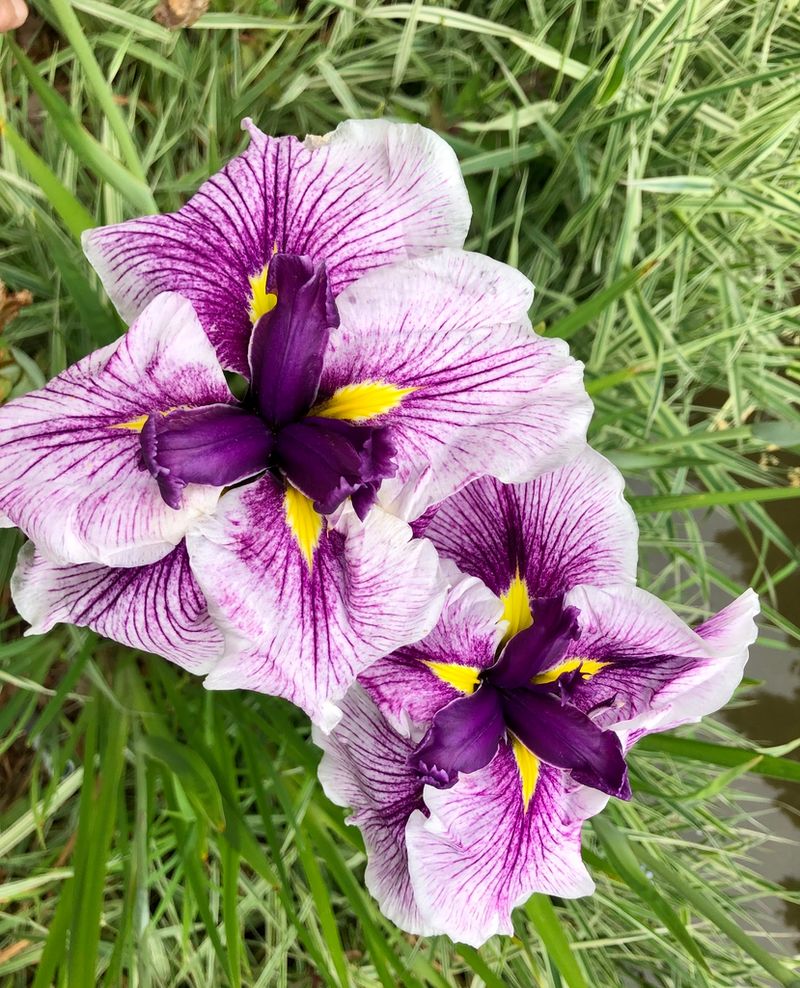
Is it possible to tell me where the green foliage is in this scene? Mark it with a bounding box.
[1,1,799,986]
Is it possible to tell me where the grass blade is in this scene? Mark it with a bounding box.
[636,735,800,783]
[631,486,800,513]
[7,38,156,214]
[545,260,659,340]
[0,119,95,240]
[524,894,590,988]
[48,0,148,182]
[592,815,709,975]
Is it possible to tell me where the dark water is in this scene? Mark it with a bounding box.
[706,496,800,944]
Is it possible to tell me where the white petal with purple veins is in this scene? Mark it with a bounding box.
[322,250,592,521]
[423,446,638,599]
[0,293,231,566]
[360,565,502,730]
[83,119,471,373]
[187,477,448,724]
[406,745,606,946]
[551,584,758,741]
[12,540,223,672]
[314,684,441,936]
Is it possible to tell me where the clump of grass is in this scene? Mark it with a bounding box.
[1,2,799,986]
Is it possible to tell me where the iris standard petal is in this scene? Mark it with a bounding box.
[412,686,506,785]
[11,540,223,673]
[186,476,447,724]
[0,293,230,567]
[248,255,335,425]
[405,744,606,946]
[423,446,639,600]
[489,596,581,689]
[83,118,471,373]
[276,417,397,516]
[322,249,591,521]
[502,690,630,798]
[142,404,273,509]
[313,684,444,936]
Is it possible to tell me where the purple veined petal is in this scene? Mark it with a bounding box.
[0,293,231,567]
[313,684,444,936]
[186,475,447,724]
[551,584,759,743]
[423,446,639,602]
[142,404,273,509]
[11,540,223,672]
[276,417,397,517]
[489,597,581,689]
[248,255,336,426]
[322,249,592,522]
[501,690,630,798]
[360,564,503,731]
[412,686,506,785]
[83,119,471,374]
[406,743,607,947]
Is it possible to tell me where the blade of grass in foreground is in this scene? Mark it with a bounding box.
[633,839,800,988]
[544,260,659,340]
[7,39,156,215]
[48,0,148,183]
[636,735,800,783]
[631,486,800,512]
[524,894,589,988]
[68,677,129,988]
[592,815,709,976]
[0,120,95,240]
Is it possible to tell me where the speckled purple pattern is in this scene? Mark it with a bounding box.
[83,119,472,373]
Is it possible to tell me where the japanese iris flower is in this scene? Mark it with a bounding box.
[314,448,759,944]
[0,244,592,724]
[82,118,472,375]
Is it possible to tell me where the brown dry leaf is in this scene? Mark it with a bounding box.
[154,0,209,28]
[0,281,33,334]
[0,941,32,965]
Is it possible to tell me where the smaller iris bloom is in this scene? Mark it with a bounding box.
[82,118,472,375]
[315,449,759,944]
[0,248,591,724]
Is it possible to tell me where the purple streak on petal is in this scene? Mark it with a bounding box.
[141,404,272,509]
[11,540,223,673]
[424,447,638,599]
[502,689,630,799]
[412,686,505,785]
[248,254,338,426]
[276,416,396,515]
[489,597,581,689]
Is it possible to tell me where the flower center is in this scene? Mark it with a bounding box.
[139,254,398,519]
[411,596,631,800]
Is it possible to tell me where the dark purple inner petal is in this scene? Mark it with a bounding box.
[502,689,630,798]
[412,686,505,786]
[141,404,273,509]
[489,596,581,688]
[276,416,397,516]
[247,254,338,427]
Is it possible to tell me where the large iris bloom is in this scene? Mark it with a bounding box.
[315,449,759,943]
[82,119,472,374]
[0,243,591,722]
